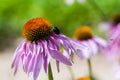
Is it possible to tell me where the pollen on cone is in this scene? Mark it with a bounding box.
[74,26,93,40]
[22,18,53,42]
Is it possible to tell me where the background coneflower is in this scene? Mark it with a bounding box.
[98,13,120,40]
[105,14,120,59]
[105,14,120,79]
[74,26,107,80]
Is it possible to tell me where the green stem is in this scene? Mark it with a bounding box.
[48,63,54,80]
[67,66,75,80]
[87,59,95,80]
[88,59,92,76]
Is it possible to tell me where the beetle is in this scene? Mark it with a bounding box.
[52,26,60,34]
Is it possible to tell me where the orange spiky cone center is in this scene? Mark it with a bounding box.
[77,77,91,80]
[22,18,53,42]
[74,26,93,40]
[113,14,120,25]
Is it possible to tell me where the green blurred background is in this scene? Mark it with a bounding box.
[0,0,120,50]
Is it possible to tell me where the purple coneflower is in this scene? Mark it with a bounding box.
[105,14,120,59]
[98,14,120,39]
[11,18,85,80]
[74,26,107,58]
[109,14,120,39]
[106,32,120,60]
[74,26,107,80]
[105,14,120,80]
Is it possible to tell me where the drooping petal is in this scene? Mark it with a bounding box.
[27,55,36,76]
[94,37,107,49]
[48,48,72,65]
[23,43,37,76]
[23,53,32,73]
[27,44,37,76]
[43,55,49,74]
[69,39,86,51]
[22,42,35,73]
[49,36,59,50]
[12,40,26,68]
[40,41,50,74]
[53,34,71,51]
[13,52,22,75]
[59,39,70,52]
[12,40,27,75]
[88,40,98,54]
[77,48,90,59]
[33,47,43,80]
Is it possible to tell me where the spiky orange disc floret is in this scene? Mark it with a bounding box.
[74,26,93,40]
[22,18,53,42]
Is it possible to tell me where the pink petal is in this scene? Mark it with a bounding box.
[88,40,98,54]
[94,37,107,48]
[48,49,72,65]
[33,49,43,80]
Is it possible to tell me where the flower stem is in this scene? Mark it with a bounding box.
[48,63,54,80]
[67,66,75,80]
[87,59,95,80]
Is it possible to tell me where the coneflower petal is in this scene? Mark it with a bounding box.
[48,49,72,65]
[33,49,43,80]
[88,40,98,54]
[12,40,25,68]
[40,41,50,74]
[27,54,36,75]
[94,37,107,49]
[23,53,32,73]
[12,40,26,75]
